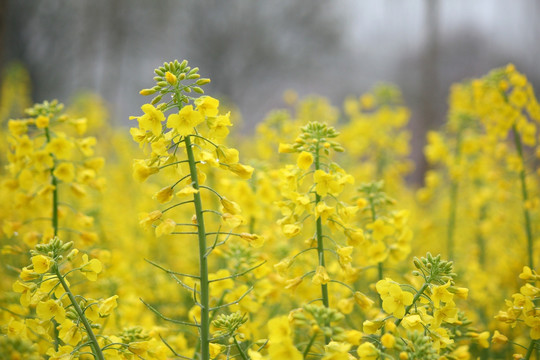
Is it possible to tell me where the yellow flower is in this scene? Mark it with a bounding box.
[208,112,232,139]
[376,278,414,318]
[240,232,265,248]
[53,162,75,183]
[77,136,96,156]
[176,185,199,197]
[519,266,538,281]
[139,210,163,229]
[336,246,353,267]
[155,218,176,237]
[357,342,378,360]
[491,330,508,345]
[134,104,165,136]
[381,333,396,348]
[322,341,351,360]
[209,343,223,359]
[80,254,102,281]
[220,197,242,215]
[98,295,119,317]
[195,96,219,117]
[363,319,383,334]
[278,143,295,153]
[165,71,177,85]
[128,341,151,356]
[217,146,239,164]
[132,159,159,182]
[167,105,204,136]
[152,186,173,204]
[46,136,74,160]
[32,255,52,274]
[353,291,374,310]
[36,115,50,128]
[525,316,540,340]
[315,202,335,223]
[285,277,303,291]
[297,151,313,170]
[431,281,454,308]
[314,170,337,197]
[401,314,423,332]
[470,331,490,348]
[228,163,254,179]
[282,223,301,238]
[221,213,244,229]
[47,345,75,360]
[36,299,66,322]
[312,266,330,285]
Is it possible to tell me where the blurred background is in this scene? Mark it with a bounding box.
[1,0,539,181]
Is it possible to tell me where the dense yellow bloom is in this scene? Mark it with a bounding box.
[134,104,165,136]
[36,299,66,323]
[46,136,74,160]
[431,281,454,308]
[53,162,75,183]
[167,105,204,136]
[35,115,50,128]
[208,112,232,139]
[376,278,414,318]
[312,266,330,285]
[80,254,102,281]
[195,95,219,117]
[31,255,52,274]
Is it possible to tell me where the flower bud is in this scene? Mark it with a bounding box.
[165,71,177,85]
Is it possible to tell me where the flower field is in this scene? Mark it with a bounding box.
[0,60,539,360]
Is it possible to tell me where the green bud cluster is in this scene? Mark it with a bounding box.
[294,304,347,340]
[358,181,395,208]
[24,99,64,118]
[294,122,344,154]
[139,59,211,106]
[396,331,439,360]
[0,336,41,360]
[412,252,457,285]
[212,312,248,338]
[30,237,73,262]
[119,326,150,344]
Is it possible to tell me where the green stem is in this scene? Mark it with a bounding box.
[314,147,329,309]
[303,332,318,359]
[394,283,429,327]
[314,144,330,344]
[524,339,536,360]
[233,336,248,360]
[513,125,535,269]
[44,128,59,236]
[45,127,60,351]
[185,135,210,360]
[368,199,384,306]
[53,265,105,360]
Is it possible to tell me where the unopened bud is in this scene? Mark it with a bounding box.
[165,71,177,85]
[196,78,211,85]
